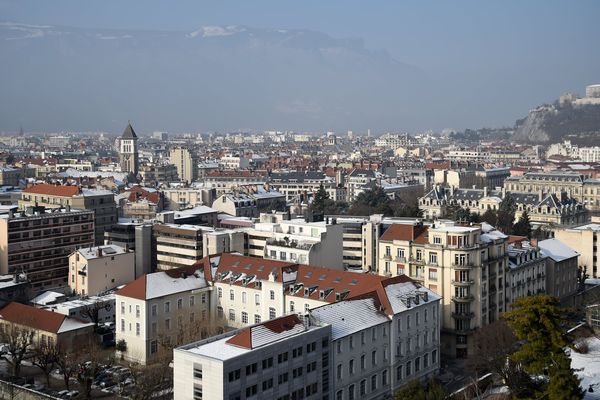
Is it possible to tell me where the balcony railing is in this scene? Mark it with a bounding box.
[451,279,474,286]
[451,312,475,319]
[451,295,474,302]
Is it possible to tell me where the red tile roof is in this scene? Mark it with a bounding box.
[125,186,161,204]
[380,224,428,243]
[23,183,80,197]
[226,314,303,349]
[0,302,68,333]
[116,275,147,300]
[209,253,298,283]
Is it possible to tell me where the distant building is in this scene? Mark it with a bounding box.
[119,123,139,176]
[555,223,600,278]
[170,147,198,184]
[212,193,259,218]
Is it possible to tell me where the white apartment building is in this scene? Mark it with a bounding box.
[69,244,135,296]
[170,147,199,183]
[247,216,344,269]
[268,171,342,203]
[115,265,212,364]
[507,238,547,301]
[203,229,247,257]
[173,314,332,400]
[219,154,251,170]
[377,221,508,358]
[310,283,441,400]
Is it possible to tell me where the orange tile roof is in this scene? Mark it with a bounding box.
[210,253,298,283]
[0,302,68,333]
[116,274,147,300]
[226,314,303,349]
[23,183,80,197]
[380,224,428,243]
[125,186,161,204]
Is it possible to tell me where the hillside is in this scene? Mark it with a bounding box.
[513,102,600,145]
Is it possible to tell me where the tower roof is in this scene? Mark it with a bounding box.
[122,123,138,139]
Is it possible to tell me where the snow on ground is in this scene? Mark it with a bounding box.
[569,336,600,399]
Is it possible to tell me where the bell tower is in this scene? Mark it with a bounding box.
[119,123,139,175]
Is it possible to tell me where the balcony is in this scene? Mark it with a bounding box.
[409,257,425,265]
[395,256,407,263]
[451,279,474,286]
[452,295,474,302]
[451,312,475,319]
[452,262,474,270]
[383,254,392,261]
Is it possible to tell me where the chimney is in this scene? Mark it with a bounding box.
[96,247,102,257]
[483,187,488,197]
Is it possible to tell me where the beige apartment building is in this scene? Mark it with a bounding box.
[69,244,135,296]
[377,221,508,358]
[0,206,95,291]
[538,238,579,300]
[555,223,600,278]
[116,265,212,364]
[154,223,210,271]
[169,147,198,184]
[19,183,117,245]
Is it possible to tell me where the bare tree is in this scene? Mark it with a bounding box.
[31,344,59,387]
[55,349,77,391]
[0,323,35,377]
[75,340,114,399]
[79,300,112,329]
[128,355,174,400]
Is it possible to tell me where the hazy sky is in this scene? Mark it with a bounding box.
[1,0,599,134]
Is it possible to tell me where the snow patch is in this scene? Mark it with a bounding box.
[187,25,246,38]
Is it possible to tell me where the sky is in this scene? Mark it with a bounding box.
[1,0,599,134]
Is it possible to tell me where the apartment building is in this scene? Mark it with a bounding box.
[170,147,199,183]
[115,265,212,364]
[173,315,331,400]
[204,171,267,196]
[346,169,377,203]
[376,221,508,358]
[538,238,579,300]
[219,154,251,170]
[154,223,211,271]
[162,187,215,211]
[311,285,440,400]
[203,229,247,257]
[268,171,342,203]
[555,223,600,278]
[0,206,95,291]
[69,244,135,296]
[211,193,259,218]
[139,163,178,185]
[247,215,344,269]
[19,183,117,245]
[104,220,154,278]
[507,237,547,301]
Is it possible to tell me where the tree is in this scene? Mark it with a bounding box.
[75,341,114,399]
[394,379,446,400]
[513,210,532,238]
[348,187,393,216]
[504,295,582,400]
[79,300,113,330]
[116,339,127,360]
[497,196,517,234]
[32,344,59,387]
[455,207,472,222]
[264,198,287,212]
[480,208,497,226]
[311,184,330,212]
[466,320,535,398]
[127,356,174,400]
[0,323,34,377]
[55,349,77,390]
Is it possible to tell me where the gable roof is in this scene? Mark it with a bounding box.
[122,123,138,139]
[23,184,80,197]
[226,314,304,350]
[0,302,92,334]
[116,265,208,301]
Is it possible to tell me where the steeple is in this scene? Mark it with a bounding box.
[119,122,139,176]
[122,122,138,139]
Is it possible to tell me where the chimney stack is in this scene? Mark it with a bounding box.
[96,247,102,257]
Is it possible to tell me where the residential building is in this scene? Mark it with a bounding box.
[48,293,116,326]
[203,229,247,256]
[377,221,509,358]
[212,193,259,218]
[0,302,94,351]
[115,265,212,364]
[170,147,199,183]
[139,163,178,185]
[219,154,251,170]
[69,244,135,296]
[555,223,600,278]
[19,183,117,245]
[173,315,331,400]
[162,187,216,211]
[104,220,154,278]
[268,171,342,203]
[0,167,23,187]
[0,206,95,292]
[119,123,139,176]
[507,237,547,300]
[538,238,579,300]
[346,169,377,202]
[205,171,267,196]
[154,224,210,271]
[247,215,344,269]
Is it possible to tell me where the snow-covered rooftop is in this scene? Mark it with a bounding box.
[538,238,579,262]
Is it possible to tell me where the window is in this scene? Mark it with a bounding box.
[242,292,247,304]
[262,357,273,369]
[429,268,438,280]
[217,306,223,318]
[336,390,343,400]
[348,384,355,400]
[230,290,234,301]
[415,357,421,372]
[361,331,365,344]
[242,312,248,324]
[382,369,388,386]
[270,290,275,300]
[406,361,412,376]
[151,304,157,316]
[269,307,276,319]
[228,369,241,382]
[371,374,377,391]
[371,350,377,366]
[151,322,157,335]
[201,293,206,304]
[290,301,295,312]
[262,378,273,391]
[304,303,310,313]
[349,335,354,349]
[120,301,125,314]
[396,365,402,381]
[349,359,355,374]
[360,354,366,369]
[218,288,222,298]
[165,302,171,313]
[337,364,342,379]
[245,363,257,375]
[177,298,183,309]
[407,315,411,329]
[135,323,140,336]
[194,365,203,379]
[150,340,158,354]
[360,379,366,395]
[432,350,437,364]
[229,309,235,322]
[245,385,257,397]
[190,296,195,307]
[254,314,261,324]
[165,319,171,330]
[429,253,438,265]
[278,352,289,363]
[372,327,376,341]
[255,294,260,305]
[120,319,125,332]
[193,385,203,400]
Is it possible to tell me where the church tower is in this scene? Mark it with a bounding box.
[119,123,139,175]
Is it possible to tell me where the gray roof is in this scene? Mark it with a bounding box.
[122,123,138,139]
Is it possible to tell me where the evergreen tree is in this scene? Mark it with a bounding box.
[497,196,517,234]
[455,207,472,222]
[394,379,445,400]
[311,184,330,212]
[504,296,582,399]
[480,209,497,226]
[513,210,532,238]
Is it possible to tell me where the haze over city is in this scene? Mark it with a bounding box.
[1,0,600,133]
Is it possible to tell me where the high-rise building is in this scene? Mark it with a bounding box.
[119,123,139,176]
[0,206,95,291]
[170,147,198,183]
